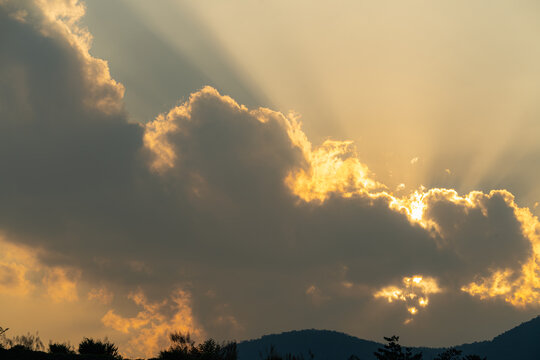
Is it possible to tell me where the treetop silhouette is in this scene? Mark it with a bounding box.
[374,336,423,360]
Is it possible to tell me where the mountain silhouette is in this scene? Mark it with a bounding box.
[237,315,540,360]
[454,315,540,360]
[238,330,381,360]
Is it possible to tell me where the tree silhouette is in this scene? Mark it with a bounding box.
[435,348,463,360]
[5,331,44,351]
[374,336,422,360]
[49,341,75,354]
[463,356,487,360]
[434,348,486,360]
[78,337,121,359]
[159,331,237,360]
[0,327,8,349]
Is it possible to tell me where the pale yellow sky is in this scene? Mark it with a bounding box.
[92,0,540,213]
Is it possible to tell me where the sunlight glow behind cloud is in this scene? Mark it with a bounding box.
[145,85,540,313]
[374,276,441,321]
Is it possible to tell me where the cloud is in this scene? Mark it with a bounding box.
[0,237,82,303]
[141,83,539,337]
[374,275,442,321]
[1,0,540,355]
[101,289,202,358]
[0,262,31,296]
[43,267,79,303]
[88,287,114,305]
[0,238,36,296]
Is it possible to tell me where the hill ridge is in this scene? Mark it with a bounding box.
[238,315,540,360]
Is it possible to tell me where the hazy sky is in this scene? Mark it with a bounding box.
[1,0,540,358]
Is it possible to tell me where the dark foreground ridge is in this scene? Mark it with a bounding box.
[238,329,380,360]
[237,316,540,360]
[1,315,539,359]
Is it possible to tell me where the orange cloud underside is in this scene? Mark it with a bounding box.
[102,289,202,358]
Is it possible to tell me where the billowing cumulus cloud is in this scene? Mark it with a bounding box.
[1,0,540,357]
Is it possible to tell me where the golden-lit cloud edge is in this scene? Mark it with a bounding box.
[0,0,124,115]
[145,86,540,313]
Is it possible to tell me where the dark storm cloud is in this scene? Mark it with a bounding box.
[0,3,141,254]
[0,0,538,355]
[424,190,531,277]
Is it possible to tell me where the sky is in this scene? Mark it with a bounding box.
[0,0,539,358]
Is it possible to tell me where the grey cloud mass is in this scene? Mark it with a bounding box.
[0,1,539,357]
